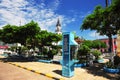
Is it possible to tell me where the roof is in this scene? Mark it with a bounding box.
[98,37,117,40]
[56,19,61,27]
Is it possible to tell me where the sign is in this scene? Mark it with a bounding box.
[62,32,77,77]
[63,34,69,53]
[62,34,70,76]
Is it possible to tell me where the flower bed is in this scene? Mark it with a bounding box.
[103,67,120,73]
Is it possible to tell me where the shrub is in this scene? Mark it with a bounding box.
[21,46,28,52]
[48,49,57,59]
[105,61,117,68]
[8,46,17,51]
[42,47,48,55]
[114,55,120,66]
[91,49,102,60]
[78,45,90,55]
[77,45,90,63]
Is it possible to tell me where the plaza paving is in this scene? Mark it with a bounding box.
[9,62,120,80]
[0,62,53,80]
[0,55,119,80]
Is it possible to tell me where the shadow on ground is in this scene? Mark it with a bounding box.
[1,56,120,80]
[0,56,38,62]
[83,63,120,80]
[53,70,62,76]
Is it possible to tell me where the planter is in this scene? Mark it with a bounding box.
[38,59,52,63]
[103,67,120,73]
[74,63,86,67]
[60,60,79,65]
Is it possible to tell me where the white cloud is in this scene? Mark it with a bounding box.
[0,0,28,26]
[89,31,108,39]
[51,0,60,10]
[0,0,75,32]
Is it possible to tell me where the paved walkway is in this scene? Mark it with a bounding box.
[0,62,53,80]
[0,55,119,80]
[10,62,120,80]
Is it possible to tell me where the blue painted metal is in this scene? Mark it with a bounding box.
[104,67,120,73]
[61,32,78,77]
[58,33,78,46]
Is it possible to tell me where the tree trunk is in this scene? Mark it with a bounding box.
[108,34,113,53]
[106,0,108,7]
[108,34,114,65]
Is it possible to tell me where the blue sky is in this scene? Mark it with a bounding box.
[0,0,114,40]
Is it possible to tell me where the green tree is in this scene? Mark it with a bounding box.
[0,20,41,47]
[77,45,90,63]
[78,45,90,55]
[91,49,102,60]
[109,0,120,30]
[38,30,61,47]
[22,20,41,46]
[82,40,92,48]
[24,20,40,38]
[0,29,3,41]
[0,24,18,43]
[82,40,106,49]
[80,2,119,52]
[92,40,107,49]
[36,30,61,55]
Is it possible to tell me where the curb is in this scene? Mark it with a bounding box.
[8,62,64,80]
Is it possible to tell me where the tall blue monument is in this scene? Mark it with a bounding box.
[60,32,78,77]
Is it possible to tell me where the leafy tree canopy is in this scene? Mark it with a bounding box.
[0,20,41,45]
[81,0,120,35]
[82,40,93,48]
[80,0,120,52]
[1,24,18,43]
[92,40,107,48]
[82,40,106,49]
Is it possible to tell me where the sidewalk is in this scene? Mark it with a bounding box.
[0,55,119,80]
[0,62,53,80]
[7,62,119,80]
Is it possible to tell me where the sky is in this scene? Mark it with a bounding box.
[0,0,115,40]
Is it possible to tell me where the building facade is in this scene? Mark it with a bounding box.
[99,38,117,53]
